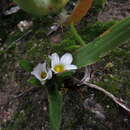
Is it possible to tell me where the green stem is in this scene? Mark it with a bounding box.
[70,24,86,46]
[48,82,62,130]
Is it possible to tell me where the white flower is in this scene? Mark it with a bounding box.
[31,62,52,85]
[50,53,77,73]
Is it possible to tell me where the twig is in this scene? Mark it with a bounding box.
[47,24,60,36]
[81,66,92,82]
[74,78,130,114]
[0,30,32,55]
[7,30,32,50]
[12,86,42,99]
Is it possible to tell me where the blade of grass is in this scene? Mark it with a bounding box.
[70,23,86,46]
[74,16,130,67]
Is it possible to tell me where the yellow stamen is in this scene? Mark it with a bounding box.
[54,64,64,73]
[40,72,47,79]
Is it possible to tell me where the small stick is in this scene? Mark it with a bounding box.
[12,87,42,99]
[74,78,130,114]
[0,30,32,55]
[7,30,32,49]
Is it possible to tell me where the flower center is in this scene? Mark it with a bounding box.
[54,64,64,73]
[40,72,47,79]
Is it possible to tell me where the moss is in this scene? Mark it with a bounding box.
[93,41,130,98]
[26,38,51,61]
[52,20,117,54]
[3,111,27,130]
[92,0,107,14]
[80,20,117,42]
[3,31,24,53]
[52,31,80,54]
[95,77,120,96]
[125,88,130,98]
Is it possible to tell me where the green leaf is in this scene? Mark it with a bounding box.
[27,77,41,86]
[19,59,33,72]
[57,71,74,79]
[74,16,130,67]
[48,84,62,130]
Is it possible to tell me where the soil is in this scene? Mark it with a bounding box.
[0,0,130,130]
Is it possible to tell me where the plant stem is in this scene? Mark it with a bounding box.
[48,82,62,130]
[70,23,86,46]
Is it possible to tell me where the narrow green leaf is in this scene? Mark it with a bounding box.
[48,84,62,130]
[70,24,86,46]
[67,45,80,50]
[74,16,130,67]
[19,59,33,72]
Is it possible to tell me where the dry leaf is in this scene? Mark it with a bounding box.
[66,0,93,24]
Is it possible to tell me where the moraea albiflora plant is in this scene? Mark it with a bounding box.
[30,53,77,130]
[14,0,69,16]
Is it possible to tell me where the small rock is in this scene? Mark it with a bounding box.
[0,92,8,105]
[4,6,20,15]
[50,34,62,43]
[17,20,33,32]
[84,98,106,120]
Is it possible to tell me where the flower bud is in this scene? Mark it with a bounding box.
[14,0,69,16]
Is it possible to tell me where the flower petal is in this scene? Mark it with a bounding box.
[42,62,47,72]
[51,68,59,74]
[32,63,42,72]
[31,62,53,85]
[50,53,60,67]
[60,53,73,65]
[31,63,43,81]
[47,69,52,79]
[64,64,77,70]
[31,71,41,81]
[41,80,46,85]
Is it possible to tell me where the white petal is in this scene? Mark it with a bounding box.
[31,71,42,81]
[51,68,59,74]
[60,53,73,65]
[31,63,42,81]
[64,64,77,70]
[32,63,42,72]
[41,80,46,85]
[31,63,48,81]
[50,53,60,67]
[47,69,52,79]
[42,62,47,72]
[31,62,52,85]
